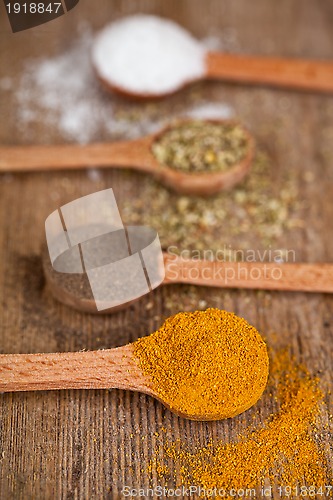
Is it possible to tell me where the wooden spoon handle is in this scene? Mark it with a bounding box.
[164,257,333,293]
[0,345,148,393]
[206,52,333,93]
[0,138,156,173]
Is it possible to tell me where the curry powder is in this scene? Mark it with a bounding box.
[151,349,331,498]
[133,308,269,420]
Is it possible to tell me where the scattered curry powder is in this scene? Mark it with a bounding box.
[133,308,269,420]
[150,349,331,498]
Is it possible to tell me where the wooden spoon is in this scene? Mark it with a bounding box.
[0,328,264,421]
[0,344,201,419]
[205,52,333,94]
[42,245,333,314]
[97,50,333,100]
[0,120,254,196]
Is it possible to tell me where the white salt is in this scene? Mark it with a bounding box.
[87,168,102,182]
[16,29,106,143]
[15,24,234,146]
[92,15,206,96]
[185,102,234,120]
[16,29,150,143]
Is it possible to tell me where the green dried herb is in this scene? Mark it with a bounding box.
[121,151,303,252]
[152,120,249,174]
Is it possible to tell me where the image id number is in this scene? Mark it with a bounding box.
[6,2,62,14]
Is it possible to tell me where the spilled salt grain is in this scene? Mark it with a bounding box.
[92,15,206,96]
[16,29,109,144]
[15,28,163,144]
[184,102,233,121]
[15,24,234,146]
[87,168,102,182]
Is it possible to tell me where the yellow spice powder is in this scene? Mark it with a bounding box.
[133,308,269,420]
[151,349,331,498]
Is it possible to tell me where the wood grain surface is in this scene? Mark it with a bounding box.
[0,1,333,499]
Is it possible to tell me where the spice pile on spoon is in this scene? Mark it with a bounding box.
[152,120,249,174]
[92,15,206,98]
[134,308,269,420]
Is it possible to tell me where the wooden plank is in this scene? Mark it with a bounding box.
[0,0,332,498]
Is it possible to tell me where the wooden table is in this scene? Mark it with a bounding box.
[0,0,332,498]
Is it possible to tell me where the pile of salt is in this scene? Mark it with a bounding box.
[92,15,206,96]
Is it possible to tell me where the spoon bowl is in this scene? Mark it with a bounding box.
[96,69,199,101]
